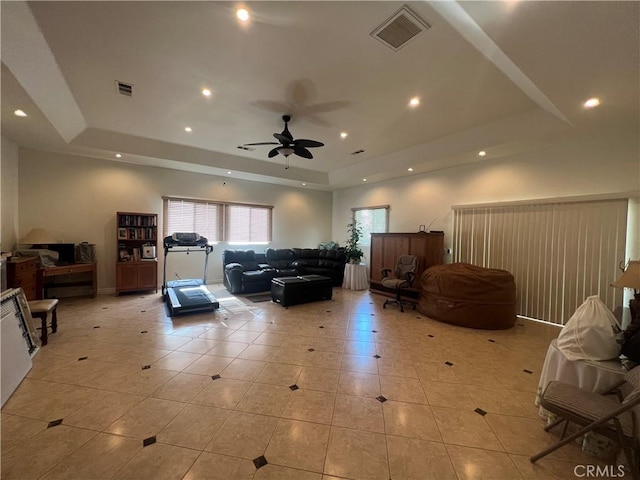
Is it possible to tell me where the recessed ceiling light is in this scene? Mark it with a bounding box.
[14,109,27,117]
[227,171,232,174]
[363,178,367,182]
[407,167,414,172]
[584,97,600,108]
[409,97,420,107]
[115,153,122,158]
[236,8,249,22]
[478,150,486,157]
[340,132,348,139]
[202,88,212,97]
[302,183,306,186]
[185,127,192,132]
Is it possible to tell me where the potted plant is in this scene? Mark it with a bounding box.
[345,220,364,264]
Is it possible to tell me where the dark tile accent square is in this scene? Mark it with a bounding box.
[140,310,146,313]
[319,326,325,329]
[474,408,487,416]
[211,374,221,380]
[308,348,315,352]
[523,369,533,374]
[444,361,453,366]
[427,334,434,338]
[326,310,331,313]
[78,357,88,361]
[102,307,108,309]
[143,436,156,447]
[289,384,299,391]
[253,455,268,469]
[373,354,381,359]
[488,339,495,343]
[376,395,387,403]
[47,419,63,428]
[93,326,101,329]
[141,330,148,334]
[142,365,151,370]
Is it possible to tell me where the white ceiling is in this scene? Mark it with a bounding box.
[2,1,638,190]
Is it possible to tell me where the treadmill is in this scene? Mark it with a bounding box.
[162,233,219,316]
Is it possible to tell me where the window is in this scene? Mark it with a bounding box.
[352,205,389,246]
[226,204,272,243]
[163,197,272,244]
[453,198,627,325]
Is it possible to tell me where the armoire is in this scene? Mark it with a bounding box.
[369,232,445,302]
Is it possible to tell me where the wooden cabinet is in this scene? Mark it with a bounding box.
[369,232,444,299]
[7,257,38,300]
[115,212,158,295]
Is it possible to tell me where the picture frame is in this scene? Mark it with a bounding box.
[118,228,127,240]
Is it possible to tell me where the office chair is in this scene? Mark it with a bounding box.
[531,365,640,479]
[381,255,418,312]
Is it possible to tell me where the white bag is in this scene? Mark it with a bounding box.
[557,295,621,361]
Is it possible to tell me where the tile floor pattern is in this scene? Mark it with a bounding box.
[1,286,612,479]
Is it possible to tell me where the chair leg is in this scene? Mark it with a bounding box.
[51,309,58,333]
[543,417,566,433]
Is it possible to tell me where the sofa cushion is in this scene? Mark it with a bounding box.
[266,248,296,269]
[223,249,258,269]
[242,270,274,282]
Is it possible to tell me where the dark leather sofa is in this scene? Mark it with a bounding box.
[223,248,346,294]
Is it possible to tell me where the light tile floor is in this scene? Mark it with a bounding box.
[1,286,610,479]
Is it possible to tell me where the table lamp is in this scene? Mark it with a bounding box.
[19,228,57,246]
[612,260,640,326]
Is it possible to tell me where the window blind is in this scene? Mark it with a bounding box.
[453,198,627,325]
[163,197,272,244]
[226,204,272,243]
[163,198,222,241]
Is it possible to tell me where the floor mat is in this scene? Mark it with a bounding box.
[246,294,273,303]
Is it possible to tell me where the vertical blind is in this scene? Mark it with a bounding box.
[453,198,628,325]
[163,197,272,243]
[353,206,389,246]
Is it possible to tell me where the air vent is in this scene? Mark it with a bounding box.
[351,149,365,155]
[371,5,430,51]
[116,81,133,97]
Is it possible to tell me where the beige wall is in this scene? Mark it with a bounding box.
[1,136,19,252]
[332,128,640,264]
[18,148,333,292]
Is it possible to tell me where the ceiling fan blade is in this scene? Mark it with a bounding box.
[244,142,280,146]
[294,146,313,159]
[268,147,280,158]
[273,133,292,144]
[294,139,324,148]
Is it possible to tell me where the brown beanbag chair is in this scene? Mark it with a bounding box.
[418,263,516,330]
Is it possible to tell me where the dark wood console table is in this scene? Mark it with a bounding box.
[36,263,97,299]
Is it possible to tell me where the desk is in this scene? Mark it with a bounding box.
[342,263,368,290]
[36,263,97,299]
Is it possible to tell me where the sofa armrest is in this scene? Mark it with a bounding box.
[225,262,244,272]
[258,263,274,271]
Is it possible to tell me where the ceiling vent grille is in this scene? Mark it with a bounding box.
[116,81,133,97]
[371,5,430,51]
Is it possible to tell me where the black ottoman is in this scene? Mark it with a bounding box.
[271,275,333,307]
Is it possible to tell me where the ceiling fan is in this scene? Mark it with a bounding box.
[243,115,324,166]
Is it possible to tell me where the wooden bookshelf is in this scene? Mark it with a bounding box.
[115,212,158,295]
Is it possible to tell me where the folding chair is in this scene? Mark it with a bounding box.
[530,366,640,479]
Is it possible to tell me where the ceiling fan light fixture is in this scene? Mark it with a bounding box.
[279,147,295,157]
